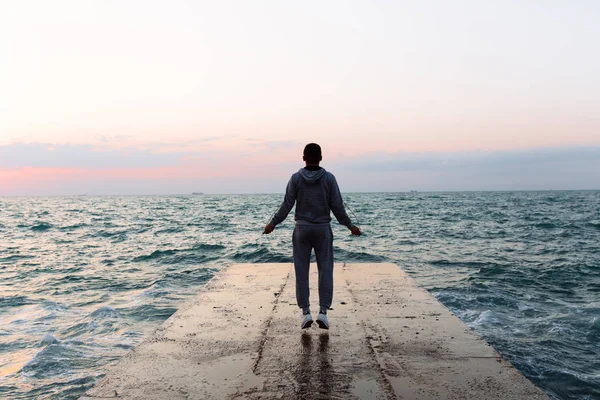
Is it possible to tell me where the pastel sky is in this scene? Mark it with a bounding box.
[1,1,599,194]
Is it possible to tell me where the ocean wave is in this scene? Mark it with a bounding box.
[20,343,98,380]
[88,306,120,319]
[42,301,67,312]
[132,243,226,264]
[120,304,178,322]
[588,220,600,230]
[132,225,153,234]
[160,268,214,284]
[430,259,489,269]
[105,279,157,293]
[0,338,31,352]
[0,295,35,308]
[588,284,600,292]
[191,243,226,251]
[40,333,61,346]
[535,222,558,229]
[229,246,292,263]
[153,227,185,235]
[543,196,561,203]
[0,254,35,263]
[58,224,87,231]
[133,251,219,265]
[110,233,128,243]
[541,368,600,399]
[26,222,53,232]
[474,264,508,276]
[93,229,129,238]
[333,248,386,262]
[470,310,502,327]
[396,239,417,245]
[133,249,178,262]
[60,317,120,340]
[20,376,98,400]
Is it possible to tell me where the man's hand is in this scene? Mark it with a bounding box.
[349,226,361,236]
[263,223,275,234]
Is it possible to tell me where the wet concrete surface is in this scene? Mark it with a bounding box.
[81,263,548,399]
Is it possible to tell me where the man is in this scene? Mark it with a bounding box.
[263,143,361,330]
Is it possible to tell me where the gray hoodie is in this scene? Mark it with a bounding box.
[269,167,354,228]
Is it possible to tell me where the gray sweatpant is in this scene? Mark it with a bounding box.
[292,223,334,315]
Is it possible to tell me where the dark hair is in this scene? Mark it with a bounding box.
[303,143,322,163]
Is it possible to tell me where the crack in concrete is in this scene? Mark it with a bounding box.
[251,271,290,373]
[346,279,399,400]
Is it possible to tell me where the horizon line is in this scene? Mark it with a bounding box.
[1,188,599,198]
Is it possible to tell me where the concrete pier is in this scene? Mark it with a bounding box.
[82,263,547,399]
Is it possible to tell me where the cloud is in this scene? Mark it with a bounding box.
[329,147,600,191]
[330,147,600,172]
[95,134,134,143]
[244,138,302,151]
[0,143,182,169]
[0,145,598,195]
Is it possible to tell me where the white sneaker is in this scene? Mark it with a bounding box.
[316,313,329,330]
[301,314,313,329]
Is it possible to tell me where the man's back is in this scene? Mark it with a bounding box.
[270,167,352,227]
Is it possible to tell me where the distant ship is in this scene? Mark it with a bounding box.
[192,192,203,195]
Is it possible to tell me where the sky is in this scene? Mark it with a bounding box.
[0,0,599,195]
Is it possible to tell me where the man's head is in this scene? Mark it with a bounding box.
[303,143,322,165]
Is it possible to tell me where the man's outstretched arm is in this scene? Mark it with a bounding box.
[329,174,361,236]
[263,177,297,234]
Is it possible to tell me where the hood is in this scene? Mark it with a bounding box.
[298,167,326,183]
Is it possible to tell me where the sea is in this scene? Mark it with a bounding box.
[0,191,599,399]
